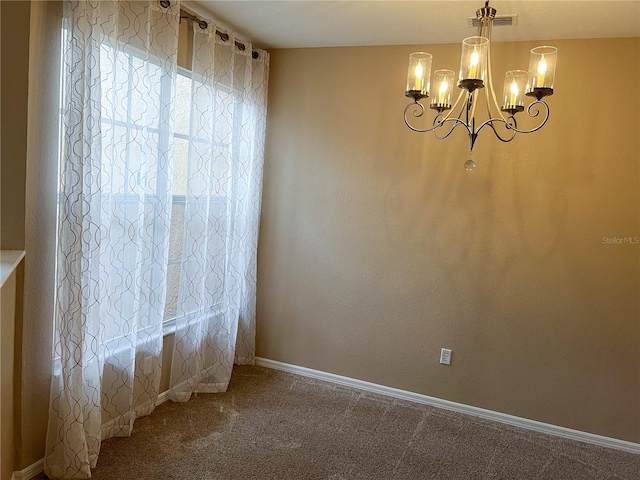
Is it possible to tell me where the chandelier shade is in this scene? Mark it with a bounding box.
[458,36,488,91]
[403,1,558,169]
[431,69,455,111]
[526,46,558,98]
[406,52,432,100]
[502,70,527,113]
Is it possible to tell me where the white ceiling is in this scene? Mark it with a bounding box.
[187,1,640,50]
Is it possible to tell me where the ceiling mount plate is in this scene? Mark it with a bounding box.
[467,14,518,28]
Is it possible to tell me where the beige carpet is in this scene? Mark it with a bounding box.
[36,366,638,479]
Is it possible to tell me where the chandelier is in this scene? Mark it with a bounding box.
[404,1,557,170]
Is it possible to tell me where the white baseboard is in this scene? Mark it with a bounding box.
[11,458,44,480]
[157,389,170,405]
[255,357,640,455]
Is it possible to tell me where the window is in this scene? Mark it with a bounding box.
[164,69,191,323]
[99,44,173,342]
[57,16,242,342]
[57,29,174,346]
[163,67,234,327]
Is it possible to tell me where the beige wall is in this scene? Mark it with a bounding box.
[1,0,33,471]
[257,38,640,443]
[21,0,59,470]
[1,0,30,250]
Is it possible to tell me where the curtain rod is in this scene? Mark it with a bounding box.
[163,2,260,59]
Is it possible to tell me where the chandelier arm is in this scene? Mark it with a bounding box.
[477,117,518,143]
[476,100,550,137]
[487,78,509,124]
[434,88,467,125]
[404,101,435,133]
[485,21,509,123]
[433,117,467,140]
[469,90,479,130]
[404,101,468,134]
[503,100,550,134]
[472,17,493,124]
[446,89,467,122]
[434,91,472,139]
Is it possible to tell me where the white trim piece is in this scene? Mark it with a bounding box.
[255,357,640,455]
[0,250,26,288]
[157,389,170,405]
[11,458,44,480]
[157,376,195,404]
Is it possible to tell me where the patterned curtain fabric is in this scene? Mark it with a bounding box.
[44,1,179,478]
[168,22,269,400]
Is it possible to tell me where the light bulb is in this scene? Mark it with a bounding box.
[535,55,548,88]
[468,50,480,79]
[437,80,449,105]
[470,50,480,67]
[508,79,519,106]
[415,63,423,79]
[537,56,547,75]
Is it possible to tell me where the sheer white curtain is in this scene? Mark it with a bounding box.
[168,22,269,400]
[45,1,179,478]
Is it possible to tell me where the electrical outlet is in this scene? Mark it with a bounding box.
[440,348,452,365]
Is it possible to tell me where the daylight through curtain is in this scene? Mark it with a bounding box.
[168,21,269,400]
[44,1,179,478]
